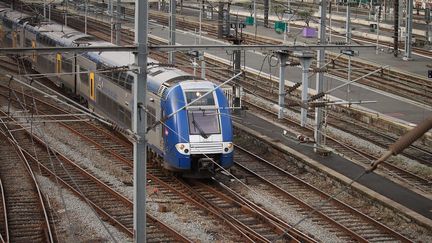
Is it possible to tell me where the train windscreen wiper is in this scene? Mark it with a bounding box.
[192,112,209,139]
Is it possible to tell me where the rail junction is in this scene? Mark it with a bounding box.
[0,0,431,242]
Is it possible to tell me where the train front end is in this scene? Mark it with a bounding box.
[162,81,234,177]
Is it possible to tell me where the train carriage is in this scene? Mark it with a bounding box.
[0,7,234,177]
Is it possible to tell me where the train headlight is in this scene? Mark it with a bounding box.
[175,143,190,155]
[222,142,234,154]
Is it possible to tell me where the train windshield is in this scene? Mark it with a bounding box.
[188,109,220,138]
[185,91,215,106]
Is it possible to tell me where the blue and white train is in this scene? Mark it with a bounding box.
[0,7,234,177]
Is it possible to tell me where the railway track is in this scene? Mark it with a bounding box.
[242,97,432,195]
[0,113,55,243]
[203,55,432,169]
[145,5,432,107]
[0,94,191,242]
[0,4,426,240]
[231,145,413,242]
[27,1,432,108]
[2,5,431,191]
[0,75,314,241]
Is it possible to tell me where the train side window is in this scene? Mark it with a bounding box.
[111,71,119,84]
[80,67,88,85]
[125,109,131,127]
[119,72,127,88]
[126,75,133,91]
[147,106,156,131]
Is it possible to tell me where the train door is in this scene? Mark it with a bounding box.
[31,40,36,62]
[20,23,27,48]
[56,53,61,75]
[147,92,164,154]
[89,71,95,100]
[12,30,17,48]
[0,23,4,45]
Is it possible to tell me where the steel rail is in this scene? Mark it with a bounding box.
[234,144,413,242]
[0,80,256,242]
[0,112,55,243]
[10,120,191,242]
[198,180,317,243]
[242,100,432,194]
[0,178,7,243]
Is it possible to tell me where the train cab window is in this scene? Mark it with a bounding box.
[185,91,215,106]
[188,109,220,136]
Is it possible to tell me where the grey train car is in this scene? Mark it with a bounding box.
[0,7,234,177]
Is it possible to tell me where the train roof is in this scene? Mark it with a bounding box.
[1,7,203,95]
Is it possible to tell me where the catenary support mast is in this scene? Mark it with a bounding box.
[314,0,326,152]
[133,0,148,242]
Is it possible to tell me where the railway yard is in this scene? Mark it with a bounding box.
[0,0,431,242]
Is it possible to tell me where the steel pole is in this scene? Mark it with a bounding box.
[65,0,68,27]
[116,0,121,45]
[315,0,326,151]
[287,0,291,32]
[278,53,288,119]
[346,1,350,44]
[110,0,114,43]
[254,0,257,38]
[169,0,176,64]
[300,57,312,127]
[199,0,203,44]
[404,0,413,60]
[133,0,148,242]
[347,55,351,93]
[85,0,88,35]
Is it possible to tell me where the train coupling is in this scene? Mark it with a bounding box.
[198,158,215,172]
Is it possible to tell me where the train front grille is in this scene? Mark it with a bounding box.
[189,142,223,154]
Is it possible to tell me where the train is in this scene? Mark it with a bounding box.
[0,7,234,177]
